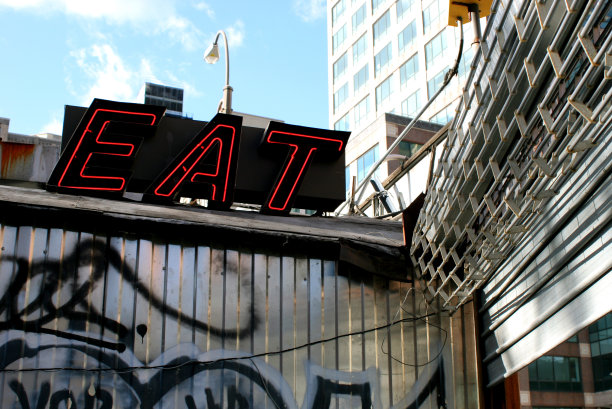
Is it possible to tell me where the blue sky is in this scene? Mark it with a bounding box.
[0,0,329,136]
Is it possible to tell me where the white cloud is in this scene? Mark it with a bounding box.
[194,1,215,19]
[162,15,202,51]
[69,44,161,106]
[68,42,201,110]
[40,115,63,135]
[0,0,46,9]
[225,20,245,48]
[0,0,203,50]
[166,72,201,98]
[293,0,326,22]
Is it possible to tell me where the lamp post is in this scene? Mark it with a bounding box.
[204,30,233,114]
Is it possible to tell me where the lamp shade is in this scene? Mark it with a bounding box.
[204,43,220,64]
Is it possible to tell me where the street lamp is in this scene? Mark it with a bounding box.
[204,30,233,114]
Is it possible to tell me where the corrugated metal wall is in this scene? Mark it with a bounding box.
[0,222,478,408]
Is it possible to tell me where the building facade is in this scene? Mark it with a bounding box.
[327,0,473,204]
[143,82,184,116]
[516,312,612,408]
[343,113,442,214]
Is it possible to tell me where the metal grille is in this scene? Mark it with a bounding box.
[410,0,612,310]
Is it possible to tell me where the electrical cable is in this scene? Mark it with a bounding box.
[335,17,465,216]
[380,287,448,367]
[0,312,440,374]
[248,358,282,409]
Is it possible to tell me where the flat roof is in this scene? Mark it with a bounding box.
[0,185,410,281]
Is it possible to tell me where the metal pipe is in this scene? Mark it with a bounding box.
[422,97,600,307]
[542,0,561,29]
[468,4,482,44]
[370,179,397,214]
[480,123,611,311]
[461,34,604,307]
[424,0,579,233]
[479,115,610,300]
[336,21,464,216]
[578,0,608,38]
[356,122,451,213]
[549,0,591,50]
[409,0,611,308]
[481,171,611,341]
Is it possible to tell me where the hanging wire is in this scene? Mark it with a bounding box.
[248,358,283,409]
[336,16,465,216]
[0,311,441,374]
[380,286,448,367]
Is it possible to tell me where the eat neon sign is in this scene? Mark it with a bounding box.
[47,99,349,215]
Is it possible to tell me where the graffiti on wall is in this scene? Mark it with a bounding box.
[0,239,255,351]
[0,237,447,408]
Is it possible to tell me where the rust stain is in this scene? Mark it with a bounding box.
[1,142,35,178]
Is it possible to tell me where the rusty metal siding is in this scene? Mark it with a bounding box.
[0,222,477,408]
[0,140,60,183]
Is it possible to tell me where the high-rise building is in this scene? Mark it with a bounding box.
[143,82,184,116]
[327,0,474,202]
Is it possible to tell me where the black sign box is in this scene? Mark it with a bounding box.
[61,105,348,211]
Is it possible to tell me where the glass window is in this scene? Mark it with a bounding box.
[357,144,379,182]
[528,356,582,392]
[399,141,421,158]
[398,20,417,54]
[333,53,348,83]
[353,64,369,93]
[352,34,368,65]
[396,0,414,21]
[430,103,454,124]
[352,3,367,32]
[399,54,419,87]
[554,356,571,382]
[425,30,448,69]
[375,75,393,110]
[332,0,346,26]
[333,24,348,54]
[335,112,351,131]
[427,66,448,98]
[401,89,422,117]
[591,353,612,392]
[345,166,351,193]
[372,0,386,13]
[423,0,447,34]
[334,83,349,113]
[539,356,554,381]
[373,9,391,46]
[589,312,612,391]
[353,96,371,128]
[589,312,612,351]
[374,42,393,77]
[458,47,474,78]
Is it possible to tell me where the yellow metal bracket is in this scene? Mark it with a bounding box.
[448,0,492,26]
